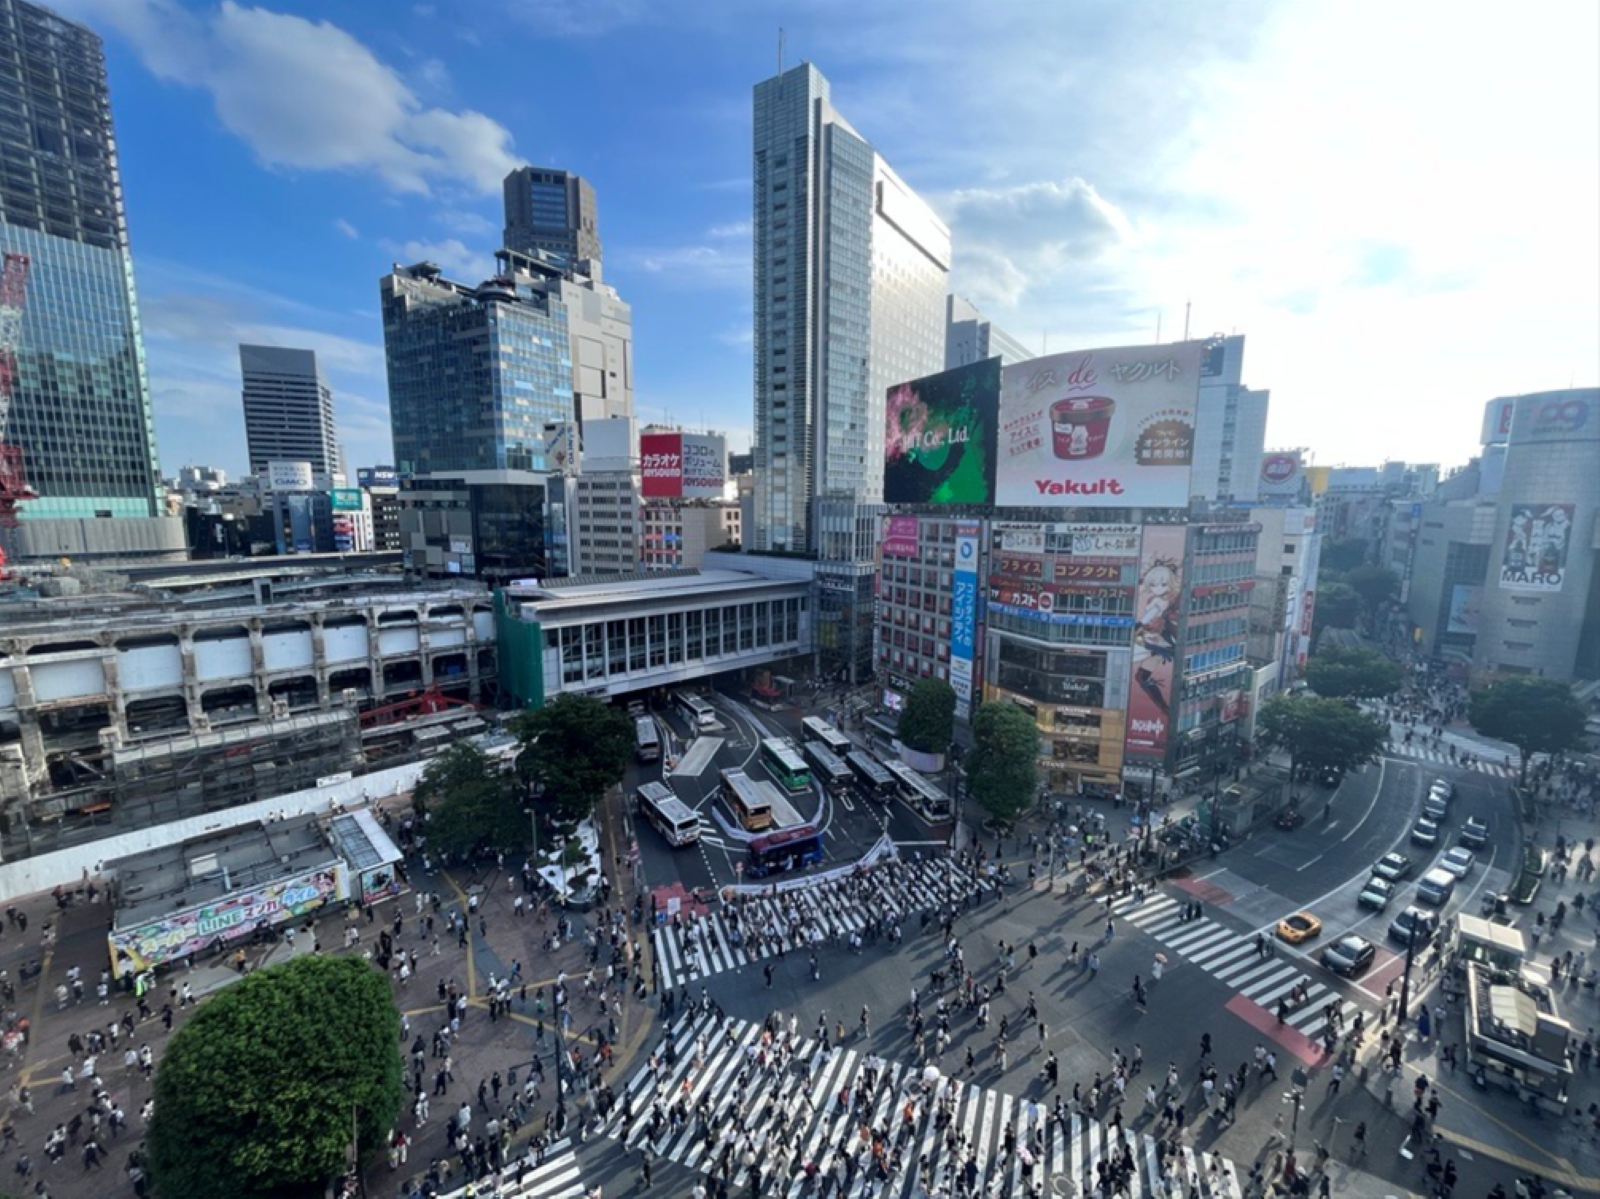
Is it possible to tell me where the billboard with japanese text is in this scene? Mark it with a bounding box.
[1508,391,1597,446]
[1446,585,1482,634]
[1124,524,1186,758]
[1480,397,1516,446]
[950,523,981,720]
[640,432,728,498]
[883,515,919,558]
[1499,503,1574,592]
[997,342,1200,508]
[884,358,1000,505]
[1258,451,1304,499]
[110,863,345,972]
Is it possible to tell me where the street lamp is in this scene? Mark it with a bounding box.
[1282,1086,1304,1150]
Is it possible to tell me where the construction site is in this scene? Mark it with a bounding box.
[0,562,500,862]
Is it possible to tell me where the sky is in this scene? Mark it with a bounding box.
[50,0,1600,482]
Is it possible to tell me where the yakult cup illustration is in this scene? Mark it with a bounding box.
[1050,396,1115,460]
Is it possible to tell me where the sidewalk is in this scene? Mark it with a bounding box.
[0,790,658,1199]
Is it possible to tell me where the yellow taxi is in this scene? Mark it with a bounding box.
[1276,911,1322,944]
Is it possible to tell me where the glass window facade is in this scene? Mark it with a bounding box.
[0,1,161,518]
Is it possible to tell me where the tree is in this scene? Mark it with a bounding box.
[965,700,1039,826]
[1320,537,1369,574]
[1311,581,1361,634]
[415,741,526,858]
[1257,693,1388,788]
[1305,646,1403,700]
[898,678,956,755]
[148,955,402,1199]
[512,693,634,826]
[1345,564,1399,615]
[1469,676,1588,786]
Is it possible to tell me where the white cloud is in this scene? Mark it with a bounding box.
[57,0,517,196]
[381,238,487,281]
[435,209,499,239]
[621,219,750,289]
[333,218,360,239]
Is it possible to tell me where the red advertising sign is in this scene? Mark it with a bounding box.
[883,515,920,558]
[1057,562,1122,582]
[640,432,683,498]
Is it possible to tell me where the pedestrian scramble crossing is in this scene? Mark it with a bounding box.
[608,1011,1246,1198]
[1111,893,1367,1044]
[437,1137,584,1198]
[1383,741,1515,777]
[651,856,988,992]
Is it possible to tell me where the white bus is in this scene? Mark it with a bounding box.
[803,741,854,791]
[883,758,954,819]
[637,781,700,847]
[674,691,717,730]
[720,768,774,831]
[846,749,895,799]
[800,716,852,757]
[634,716,661,763]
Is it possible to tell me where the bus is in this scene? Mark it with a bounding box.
[674,691,717,731]
[745,824,826,879]
[846,749,895,799]
[636,781,701,847]
[719,768,774,831]
[760,737,812,792]
[883,759,954,819]
[634,716,661,763]
[800,716,852,757]
[803,741,854,791]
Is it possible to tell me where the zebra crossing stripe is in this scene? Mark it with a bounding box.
[610,1013,1251,1197]
[436,1137,585,1198]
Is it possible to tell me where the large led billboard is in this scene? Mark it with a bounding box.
[1499,503,1574,592]
[641,432,728,499]
[884,358,1000,505]
[996,342,1201,508]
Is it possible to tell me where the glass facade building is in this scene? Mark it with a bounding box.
[0,0,161,520]
[381,264,573,476]
[751,63,949,553]
[502,167,601,267]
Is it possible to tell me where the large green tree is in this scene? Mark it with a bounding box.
[1345,564,1400,615]
[148,955,402,1199]
[1305,646,1404,700]
[414,740,526,857]
[1312,581,1361,634]
[965,700,1040,826]
[1469,677,1588,786]
[1320,537,1370,574]
[898,677,956,755]
[512,693,634,826]
[1257,692,1388,788]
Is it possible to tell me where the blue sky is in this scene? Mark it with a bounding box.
[53,0,1600,481]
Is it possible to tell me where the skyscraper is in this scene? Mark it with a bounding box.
[239,345,338,477]
[381,260,573,477]
[944,295,1034,371]
[751,63,950,553]
[503,167,601,267]
[0,0,166,542]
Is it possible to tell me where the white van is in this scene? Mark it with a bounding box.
[1417,867,1457,907]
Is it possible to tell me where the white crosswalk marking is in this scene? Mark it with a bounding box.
[650,856,989,991]
[608,1012,1246,1198]
[1382,742,1514,776]
[436,1137,585,1198]
[1111,894,1370,1042]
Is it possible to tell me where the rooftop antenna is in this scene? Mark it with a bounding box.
[1183,300,1191,341]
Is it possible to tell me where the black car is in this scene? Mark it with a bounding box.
[1321,934,1376,977]
[1317,766,1344,789]
[1389,906,1438,946]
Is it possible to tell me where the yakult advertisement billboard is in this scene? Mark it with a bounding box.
[997,342,1200,508]
[640,432,727,498]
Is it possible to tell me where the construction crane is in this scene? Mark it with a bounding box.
[0,251,33,575]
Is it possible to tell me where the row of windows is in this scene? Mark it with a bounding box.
[555,599,805,684]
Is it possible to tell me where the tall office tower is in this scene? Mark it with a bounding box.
[239,345,338,477]
[1190,335,1270,505]
[0,0,166,540]
[751,62,950,553]
[381,260,574,476]
[944,295,1033,371]
[503,167,601,267]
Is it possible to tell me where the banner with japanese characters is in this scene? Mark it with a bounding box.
[1498,503,1574,593]
[640,432,727,499]
[997,342,1201,509]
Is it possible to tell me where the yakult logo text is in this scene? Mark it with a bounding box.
[1035,478,1126,497]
